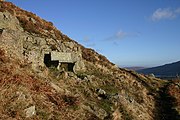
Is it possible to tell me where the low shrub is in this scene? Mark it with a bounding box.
[167,80,180,107]
[47,93,79,109]
[0,48,9,63]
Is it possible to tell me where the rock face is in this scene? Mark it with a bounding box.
[0,11,21,30]
[0,9,85,74]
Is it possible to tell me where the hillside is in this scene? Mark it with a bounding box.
[0,1,180,120]
[138,61,180,77]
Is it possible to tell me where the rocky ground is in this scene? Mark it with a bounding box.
[0,1,180,120]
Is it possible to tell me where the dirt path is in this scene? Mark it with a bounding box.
[154,82,180,120]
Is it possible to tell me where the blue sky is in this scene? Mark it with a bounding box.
[8,0,180,67]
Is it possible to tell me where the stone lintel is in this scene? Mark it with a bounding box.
[51,51,76,63]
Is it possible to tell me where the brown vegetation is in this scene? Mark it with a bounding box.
[0,1,114,68]
[0,1,64,40]
[0,48,80,119]
[1,1,176,119]
[167,79,180,111]
[0,48,8,63]
[81,47,114,67]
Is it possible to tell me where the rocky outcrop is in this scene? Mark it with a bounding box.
[0,9,85,74]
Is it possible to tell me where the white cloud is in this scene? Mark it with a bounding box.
[81,36,96,47]
[105,30,127,41]
[151,7,180,21]
[116,30,128,39]
[105,30,139,41]
[175,8,180,14]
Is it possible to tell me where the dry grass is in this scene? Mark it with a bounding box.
[0,1,168,119]
[0,1,116,68]
[0,73,81,119]
[0,1,68,41]
[0,48,9,63]
[167,79,180,110]
[81,47,114,68]
[0,48,81,119]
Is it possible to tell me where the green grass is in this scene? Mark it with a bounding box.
[76,72,87,79]
[101,85,119,94]
[98,99,113,113]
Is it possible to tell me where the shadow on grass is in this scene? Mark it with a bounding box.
[154,83,180,120]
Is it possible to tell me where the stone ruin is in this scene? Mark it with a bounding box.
[44,51,82,72]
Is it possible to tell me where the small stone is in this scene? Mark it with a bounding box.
[24,106,36,118]
[97,97,102,100]
[68,72,75,77]
[149,73,155,78]
[29,18,36,24]
[62,71,68,79]
[83,77,89,81]
[97,88,106,95]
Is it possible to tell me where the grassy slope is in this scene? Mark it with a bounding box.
[1,1,179,120]
[0,48,84,119]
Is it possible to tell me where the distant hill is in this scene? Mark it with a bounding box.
[138,61,180,77]
[124,67,147,71]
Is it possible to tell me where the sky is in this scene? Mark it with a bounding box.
[8,0,180,67]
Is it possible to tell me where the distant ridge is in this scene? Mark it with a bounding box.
[138,61,180,77]
[124,67,146,71]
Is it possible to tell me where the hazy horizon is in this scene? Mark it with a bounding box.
[8,0,180,67]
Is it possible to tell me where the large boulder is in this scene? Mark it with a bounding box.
[0,11,22,31]
[73,60,86,73]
